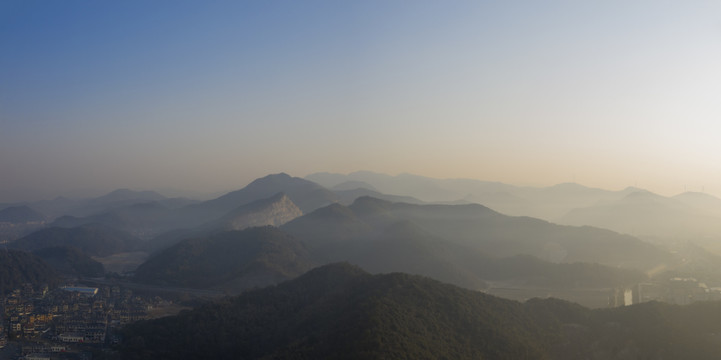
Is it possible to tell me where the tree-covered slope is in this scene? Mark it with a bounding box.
[122,263,721,360]
[32,246,104,277]
[121,263,548,360]
[0,249,59,295]
[134,226,314,291]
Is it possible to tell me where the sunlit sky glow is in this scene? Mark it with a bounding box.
[2,1,721,201]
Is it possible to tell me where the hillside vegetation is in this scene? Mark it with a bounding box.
[121,263,721,359]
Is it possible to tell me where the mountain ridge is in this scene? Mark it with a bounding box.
[121,263,721,359]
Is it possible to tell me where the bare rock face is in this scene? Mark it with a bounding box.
[216,193,304,230]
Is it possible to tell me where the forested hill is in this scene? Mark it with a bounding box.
[120,263,721,359]
[121,263,546,359]
[0,249,59,295]
[122,264,721,360]
[133,226,314,292]
[32,246,104,277]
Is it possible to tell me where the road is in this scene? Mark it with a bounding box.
[78,277,227,298]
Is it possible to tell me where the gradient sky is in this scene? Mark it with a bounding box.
[2,0,721,201]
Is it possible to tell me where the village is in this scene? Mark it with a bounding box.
[0,282,177,360]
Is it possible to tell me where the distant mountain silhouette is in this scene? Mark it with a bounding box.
[51,201,174,236]
[134,226,314,292]
[121,263,721,359]
[0,205,45,223]
[60,188,170,217]
[0,205,47,242]
[12,223,142,257]
[92,188,166,204]
[15,196,79,219]
[333,187,424,205]
[306,197,669,270]
[309,171,459,202]
[306,171,638,220]
[673,191,721,218]
[282,198,650,296]
[48,175,335,238]
[14,188,197,221]
[559,190,721,239]
[169,173,338,229]
[199,173,337,214]
[330,180,378,191]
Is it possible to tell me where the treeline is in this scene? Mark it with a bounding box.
[119,263,721,359]
[0,249,59,295]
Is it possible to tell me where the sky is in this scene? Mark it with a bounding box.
[2,0,721,202]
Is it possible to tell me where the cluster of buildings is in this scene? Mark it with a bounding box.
[610,277,721,307]
[1,282,170,359]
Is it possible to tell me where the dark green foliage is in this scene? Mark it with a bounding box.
[0,248,59,295]
[32,246,105,277]
[121,264,721,360]
[11,223,142,256]
[134,226,314,291]
[121,263,547,360]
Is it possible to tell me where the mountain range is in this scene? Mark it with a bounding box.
[559,190,721,239]
[5,170,721,308]
[6,170,721,358]
[0,205,45,223]
[134,193,650,303]
[0,205,47,243]
[307,172,696,214]
[308,171,721,248]
[11,223,142,257]
[284,196,670,270]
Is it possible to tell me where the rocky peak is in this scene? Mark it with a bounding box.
[216,192,303,230]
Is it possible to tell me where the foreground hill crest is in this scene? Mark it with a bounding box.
[122,263,721,360]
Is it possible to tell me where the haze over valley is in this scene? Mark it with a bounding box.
[4,172,721,303]
[5,172,721,357]
[3,0,721,358]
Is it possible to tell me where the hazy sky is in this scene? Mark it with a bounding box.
[2,1,721,201]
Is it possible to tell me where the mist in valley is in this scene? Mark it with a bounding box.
[3,0,721,358]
